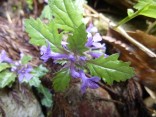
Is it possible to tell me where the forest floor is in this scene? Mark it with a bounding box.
[0,0,156,117]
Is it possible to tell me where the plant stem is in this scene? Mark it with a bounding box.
[115,3,151,28]
[115,11,139,28]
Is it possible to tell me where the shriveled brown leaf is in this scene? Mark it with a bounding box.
[128,30,156,50]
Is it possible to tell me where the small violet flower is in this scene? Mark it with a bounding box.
[17,65,33,82]
[0,50,12,63]
[79,70,100,94]
[11,54,33,83]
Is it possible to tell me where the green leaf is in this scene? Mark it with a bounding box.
[21,55,32,64]
[133,0,156,18]
[72,0,86,13]
[49,0,83,31]
[0,63,10,72]
[0,70,16,88]
[116,0,156,27]
[67,24,88,54]
[133,0,154,10]
[28,65,48,87]
[87,54,134,85]
[24,18,63,53]
[40,5,52,20]
[31,65,49,78]
[139,5,156,18]
[28,77,41,87]
[53,69,71,92]
[37,84,53,107]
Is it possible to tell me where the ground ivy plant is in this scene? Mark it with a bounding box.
[24,0,134,94]
[0,50,52,107]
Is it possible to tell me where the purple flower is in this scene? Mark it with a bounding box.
[40,44,53,62]
[68,55,75,62]
[86,23,98,33]
[70,64,80,78]
[0,50,12,63]
[85,24,107,58]
[80,56,87,61]
[52,53,68,60]
[40,43,76,62]
[79,70,100,94]
[86,33,103,49]
[17,65,33,82]
[89,52,103,58]
[11,61,21,72]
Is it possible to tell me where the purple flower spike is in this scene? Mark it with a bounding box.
[0,50,12,63]
[18,65,33,82]
[79,70,100,94]
[40,43,53,62]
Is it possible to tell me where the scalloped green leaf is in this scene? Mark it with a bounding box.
[87,54,134,85]
[67,24,88,55]
[134,0,154,10]
[40,5,52,20]
[37,84,53,107]
[0,63,10,72]
[28,65,48,87]
[0,70,16,88]
[49,0,83,31]
[53,69,71,92]
[24,18,63,53]
[134,0,156,18]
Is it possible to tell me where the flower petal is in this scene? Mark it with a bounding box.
[89,52,103,58]
[0,50,12,63]
[85,36,93,47]
[93,33,102,42]
[24,73,33,80]
[17,65,33,82]
[86,23,98,33]
[40,44,53,62]
[79,70,100,93]
[18,74,24,82]
[70,64,80,78]
[51,53,68,60]
[68,55,75,62]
